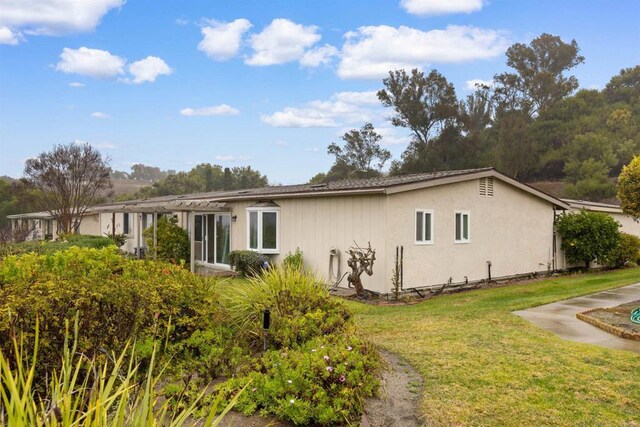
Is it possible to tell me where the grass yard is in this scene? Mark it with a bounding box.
[348,268,640,426]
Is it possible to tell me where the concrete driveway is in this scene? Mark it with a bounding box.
[513,283,640,353]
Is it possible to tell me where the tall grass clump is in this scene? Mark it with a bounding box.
[219,266,380,425]
[0,318,244,426]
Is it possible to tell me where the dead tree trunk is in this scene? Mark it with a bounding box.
[346,242,376,299]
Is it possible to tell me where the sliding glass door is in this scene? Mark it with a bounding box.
[195,213,231,266]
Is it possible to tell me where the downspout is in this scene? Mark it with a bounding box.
[136,213,142,260]
[189,211,195,273]
[153,212,158,261]
[552,206,557,271]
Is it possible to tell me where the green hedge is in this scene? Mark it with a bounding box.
[0,234,116,260]
[0,246,221,375]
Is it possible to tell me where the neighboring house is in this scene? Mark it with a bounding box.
[85,168,571,294]
[563,199,640,237]
[7,210,101,241]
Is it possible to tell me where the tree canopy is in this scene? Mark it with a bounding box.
[23,143,112,234]
[617,155,640,220]
[128,163,268,199]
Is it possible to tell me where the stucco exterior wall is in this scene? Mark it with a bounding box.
[610,212,640,237]
[227,194,387,292]
[77,213,101,236]
[385,179,556,291]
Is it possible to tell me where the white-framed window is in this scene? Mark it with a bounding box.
[415,209,434,244]
[247,208,280,254]
[454,211,470,243]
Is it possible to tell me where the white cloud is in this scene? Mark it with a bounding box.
[91,112,109,119]
[465,78,493,90]
[92,142,118,149]
[0,26,19,44]
[215,155,247,162]
[0,0,123,38]
[332,91,380,105]
[198,18,252,60]
[400,0,484,16]
[376,126,412,145]
[180,105,240,116]
[126,56,172,84]
[338,25,509,79]
[274,140,288,146]
[261,90,380,128]
[56,48,171,84]
[305,147,320,153]
[55,47,125,78]
[175,18,189,26]
[300,44,339,68]
[246,18,321,66]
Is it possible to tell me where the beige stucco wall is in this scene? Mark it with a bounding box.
[609,212,640,237]
[385,179,556,291]
[227,195,387,292]
[77,213,101,236]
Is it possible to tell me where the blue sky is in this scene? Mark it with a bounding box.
[1,0,639,184]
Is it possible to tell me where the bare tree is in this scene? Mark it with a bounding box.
[23,143,112,234]
[346,242,376,298]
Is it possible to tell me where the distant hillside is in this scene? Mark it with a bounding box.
[110,179,150,198]
[529,180,620,205]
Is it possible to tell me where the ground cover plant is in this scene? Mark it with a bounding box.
[349,268,640,426]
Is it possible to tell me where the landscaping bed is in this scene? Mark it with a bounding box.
[0,246,381,425]
[577,300,640,341]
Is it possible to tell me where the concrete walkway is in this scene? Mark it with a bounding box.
[513,283,640,353]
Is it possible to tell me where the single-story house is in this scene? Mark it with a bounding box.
[8,168,639,294]
[7,210,101,241]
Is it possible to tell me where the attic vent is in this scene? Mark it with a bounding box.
[310,183,327,189]
[237,190,249,195]
[479,177,494,197]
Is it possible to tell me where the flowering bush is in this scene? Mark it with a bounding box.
[218,266,381,425]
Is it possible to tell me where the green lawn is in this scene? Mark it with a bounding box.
[348,268,640,426]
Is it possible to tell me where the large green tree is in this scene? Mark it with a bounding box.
[327,123,391,173]
[377,69,459,174]
[493,33,585,117]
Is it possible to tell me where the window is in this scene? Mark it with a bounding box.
[123,213,131,234]
[415,209,434,244]
[247,208,279,253]
[455,212,470,243]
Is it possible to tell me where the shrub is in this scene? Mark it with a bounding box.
[228,250,269,276]
[555,210,620,268]
[219,266,380,424]
[143,216,190,264]
[223,266,352,349]
[0,234,116,260]
[283,247,304,270]
[605,232,640,268]
[0,246,221,376]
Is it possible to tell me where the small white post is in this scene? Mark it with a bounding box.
[153,212,158,260]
